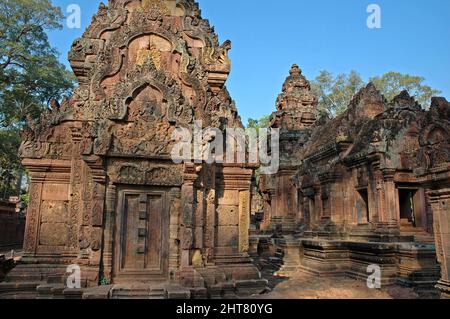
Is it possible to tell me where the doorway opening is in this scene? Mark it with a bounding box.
[307,196,316,228]
[357,189,370,224]
[399,189,417,228]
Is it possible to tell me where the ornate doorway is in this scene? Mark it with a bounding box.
[113,187,169,283]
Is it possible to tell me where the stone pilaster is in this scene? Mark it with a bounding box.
[22,179,43,255]
[382,169,399,224]
[101,184,116,282]
[168,187,181,282]
[428,187,450,298]
[269,170,298,233]
[215,166,252,259]
[204,188,216,265]
[180,164,197,267]
[239,190,251,252]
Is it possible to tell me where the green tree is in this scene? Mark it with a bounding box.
[311,70,441,117]
[0,129,21,198]
[246,115,272,192]
[0,0,76,199]
[246,115,271,129]
[311,70,365,117]
[369,72,440,108]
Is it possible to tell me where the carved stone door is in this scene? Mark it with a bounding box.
[114,188,169,282]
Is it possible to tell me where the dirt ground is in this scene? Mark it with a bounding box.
[257,272,436,299]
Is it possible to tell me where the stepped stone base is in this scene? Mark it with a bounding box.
[0,259,268,299]
[1,277,268,300]
[255,234,441,292]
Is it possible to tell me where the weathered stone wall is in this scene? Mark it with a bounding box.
[0,0,266,299]
[293,85,440,238]
[415,97,450,298]
[0,201,25,249]
[257,71,449,296]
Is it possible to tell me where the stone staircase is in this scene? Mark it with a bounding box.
[108,284,190,299]
[267,248,284,271]
[400,226,436,245]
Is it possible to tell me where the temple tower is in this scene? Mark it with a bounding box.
[260,64,318,233]
[0,0,267,299]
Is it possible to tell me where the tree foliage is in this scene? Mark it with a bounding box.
[369,72,440,109]
[311,70,365,117]
[0,0,75,129]
[311,70,441,117]
[0,129,21,198]
[246,115,271,129]
[0,0,76,199]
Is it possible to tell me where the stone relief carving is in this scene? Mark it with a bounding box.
[13,0,263,296]
[113,162,183,186]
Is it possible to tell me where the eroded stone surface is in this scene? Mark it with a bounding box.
[1,0,265,299]
[2,0,450,300]
[256,65,450,298]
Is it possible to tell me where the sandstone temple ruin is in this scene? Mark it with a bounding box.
[257,65,450,297]
[0,0,449,299]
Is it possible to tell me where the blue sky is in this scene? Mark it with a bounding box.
[48,0,450,123]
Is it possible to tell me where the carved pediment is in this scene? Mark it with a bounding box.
[113,162,183,186]
[22,0,243,166]
[417,125,450,170]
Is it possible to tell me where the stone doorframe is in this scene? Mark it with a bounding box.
[101,159,183,284]
[112,187,170,282]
